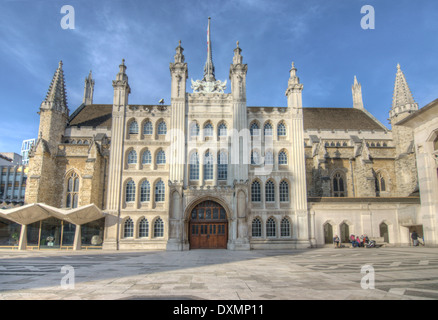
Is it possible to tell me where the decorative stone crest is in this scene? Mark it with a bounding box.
[191,78,227,93]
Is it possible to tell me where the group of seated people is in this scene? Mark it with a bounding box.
[333,234,374,248]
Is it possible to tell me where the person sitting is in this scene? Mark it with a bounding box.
[350,234,358,248]
[333,235,340,248]
[356,236,363,247]
[363,234,370,246]
[411,231,419,246]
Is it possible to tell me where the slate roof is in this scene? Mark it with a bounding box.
[69,104,386,131]
[69,104,112,128]
[302,108,385,131]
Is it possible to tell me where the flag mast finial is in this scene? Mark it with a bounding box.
[203,17,215,82]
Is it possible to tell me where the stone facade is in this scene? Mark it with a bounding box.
[21,20,433,250]
[398,98,438,246]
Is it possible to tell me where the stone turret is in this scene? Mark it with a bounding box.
[38,61,69,152]
[26,61,69,206]
[104,59,131,250]
[390,64,418,119]
[285,62,311,247]
[229,40,248,182]
[390,64,418,196]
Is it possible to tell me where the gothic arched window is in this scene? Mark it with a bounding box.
[266,217,276,237]
[66,171,79,209]
[278,150,288,165]
[153,217,164,237]
[143,121,153,135]
[218,151,228,180]
[140,180,151,202]
[251,180,261,202]
[204,151,214,180]
[333,172,346,197]
[190,122,200,138]
[277,122,286,137]
[157,121,167,135]
[139,218,149,238]
[279,180,289,202]
[252,218,262,238]
[129,121,139,134]
[127,150,137,164]
[155,180,165,202]
[156,150,166,165]
[265,151,274,165]
[264,122,273,137]
[204,123,213,137]
[280,217,291,237]
[124,218,134,238]
[189,152,199,180]
[250,122,260,136]
[218,123,227,137]
[142,150,151,164]
[125,180,136,202]
[375,172,387,197]
[251,150,261,165]
[265,180,275,202]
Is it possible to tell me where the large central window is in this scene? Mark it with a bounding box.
[204,152,213,180]
[190,152,200,180]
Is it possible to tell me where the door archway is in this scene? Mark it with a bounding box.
[323,222,334,244]
[340,222,350,244]
[189,200,228,249]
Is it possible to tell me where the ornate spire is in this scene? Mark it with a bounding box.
[83,70,94,105]
[285,61,304,112]
[116,59,128,81]
[42,60,68,114]
[285,61,303,94]
[203,17,215,82]
[113,58,131,95]
[191,17,226,93]
[390,64,418,118]
[232,41,243,65]
[174,40,185,63]
[352,75,364,110]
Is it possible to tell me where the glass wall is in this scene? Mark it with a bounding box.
[25,218,77,249]
[81,218,105,248]
[0,217,21,247]
[27,221,41,248]
[40,217,62,248]
[62,222,76,247]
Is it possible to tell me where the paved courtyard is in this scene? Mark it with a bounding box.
[0,247,437,300]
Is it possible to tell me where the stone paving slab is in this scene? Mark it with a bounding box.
[0,247,437,300]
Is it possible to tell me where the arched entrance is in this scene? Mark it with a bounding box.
[340,222,350,244]
[323,222,334,244]
[380,222,389,243]
[189,200,228,249]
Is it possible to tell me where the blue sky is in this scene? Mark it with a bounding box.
[1,0,438,154]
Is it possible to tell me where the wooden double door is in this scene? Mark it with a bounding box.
[189,200,227,249]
